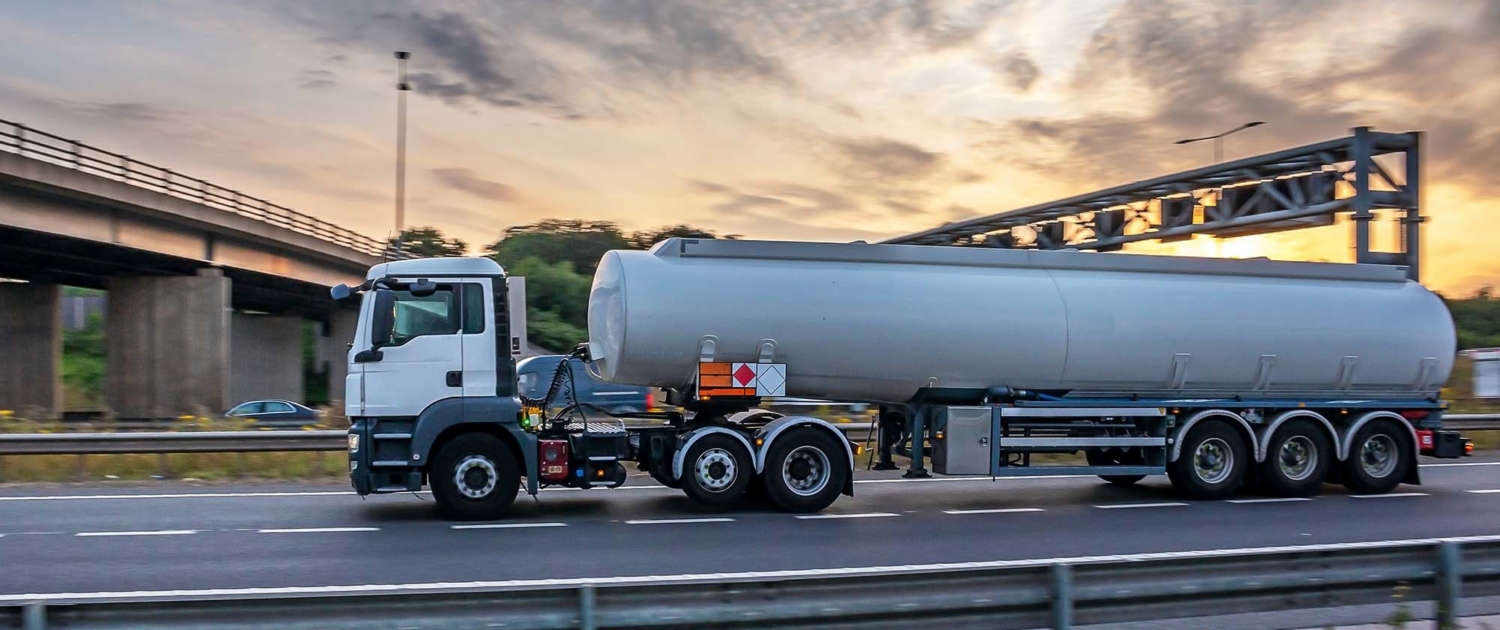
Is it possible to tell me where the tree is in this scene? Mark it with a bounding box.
[394,226,468,257]
[487,219,629,275]
[627,224,738,249]
[1446,287,1500,350]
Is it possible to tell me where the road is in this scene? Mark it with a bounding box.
[1,456,1498,601]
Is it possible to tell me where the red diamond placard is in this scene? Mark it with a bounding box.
[733,363,756,386]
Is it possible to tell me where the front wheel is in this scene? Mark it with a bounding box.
[762,428,848,513]
[1341,419,1412,495]
[430,433,520,521]
[680,433,753,508]
[1168,420,1248,500]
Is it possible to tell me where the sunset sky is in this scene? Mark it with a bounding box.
[2,1,1497,294]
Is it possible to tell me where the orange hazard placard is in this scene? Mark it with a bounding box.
[696,361,786,398]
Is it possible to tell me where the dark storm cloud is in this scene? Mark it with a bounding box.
[430,168,517,202]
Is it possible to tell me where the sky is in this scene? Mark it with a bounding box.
[1,0,1497,294]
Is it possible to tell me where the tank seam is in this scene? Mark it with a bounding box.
[1046,268,1071,383]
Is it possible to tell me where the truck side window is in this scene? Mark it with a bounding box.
[381,287,460,346]
[463,283,486,334]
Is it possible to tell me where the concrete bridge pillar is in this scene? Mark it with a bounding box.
[106,269,230,419]
[0,283,62,418]
[324,306,359,408]
[229,313,305,406]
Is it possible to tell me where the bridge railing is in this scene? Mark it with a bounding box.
[0,118,408,259]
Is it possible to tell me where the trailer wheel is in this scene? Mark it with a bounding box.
[1259,420,1332,497]
[1168,420,1248,500]
[1085,448,1146,485]
[680,433,753,508]
[1341,419,1412,495]
[762,428,848,513]
[430,433,520,521]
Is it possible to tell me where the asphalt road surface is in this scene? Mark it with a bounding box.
[2,455,1498,600]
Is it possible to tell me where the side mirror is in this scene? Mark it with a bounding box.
[370,288,396,348]
[409,278,437,298]
[330,283,353,301]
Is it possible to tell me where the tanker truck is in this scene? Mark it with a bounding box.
[336,238,1471,520]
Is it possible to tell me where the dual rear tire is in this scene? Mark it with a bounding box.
[677,427,848,513]
[1167,416,1411,500]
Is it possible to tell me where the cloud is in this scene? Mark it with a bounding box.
[690,180,870,222]
[995,51,1039,92]
[430,168,517,202]
[299,69,337,90]
[831,136,948,183]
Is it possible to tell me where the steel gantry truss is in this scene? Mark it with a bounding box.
[883,127,1425,281]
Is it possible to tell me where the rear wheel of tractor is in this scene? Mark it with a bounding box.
[1259,420,1332,497]
[763,428,848,513]
[1086,448,1146,485]
[430,433,520,521]
[1341,419,1412,496]
[1168,420,1248,500]
[680,434,753,508]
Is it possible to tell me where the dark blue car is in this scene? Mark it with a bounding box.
[516,355,656,415]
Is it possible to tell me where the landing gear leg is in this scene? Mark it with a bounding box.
[874,407,902,471]
[903,405,931,479]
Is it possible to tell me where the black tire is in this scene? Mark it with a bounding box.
[648,464,682,489]
[1341,419,1412,495]
[1168,420,1249,500]
[762,428,849,513]
[1259,420,1333,497]
[1086,448,1146,485]
[430,433,520,521]
[679,433,753,508]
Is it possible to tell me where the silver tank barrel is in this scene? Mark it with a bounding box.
[586,238,1455,404]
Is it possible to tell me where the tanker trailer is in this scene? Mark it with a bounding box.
[587,238,1468,502]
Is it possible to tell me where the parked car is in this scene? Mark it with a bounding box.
[517,355,656,415]
[225,399,324,425]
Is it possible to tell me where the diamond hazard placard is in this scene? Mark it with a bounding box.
[697,361,787,398]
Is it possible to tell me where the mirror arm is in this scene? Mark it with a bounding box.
[354,349,384,363]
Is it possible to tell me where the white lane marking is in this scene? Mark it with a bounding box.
[1420,461,1500,468]
[12,534,1500,603]
[942,508,1045,515]
[257,527,379,534]
[795,512,899,520]
[1226,497,1314,504]
[1094,502,1188,510]
[74,530,197,537]
[1467,489,1500,494]
[1350,492,1429,499]
[451,523,567,530]
[624,518,735,525]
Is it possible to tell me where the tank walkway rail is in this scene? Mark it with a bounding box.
[5,538,1498,629]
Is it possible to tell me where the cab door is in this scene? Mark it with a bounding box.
[359,281,465,417]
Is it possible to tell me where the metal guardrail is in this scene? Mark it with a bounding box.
[0,118,408,259]
[4,538,1497,629]
[0,414,1493,457]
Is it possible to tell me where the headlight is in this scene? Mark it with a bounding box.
[347,434,359,453]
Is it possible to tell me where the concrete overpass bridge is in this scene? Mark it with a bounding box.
[0,118,403,419]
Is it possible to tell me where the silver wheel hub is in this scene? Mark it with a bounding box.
[454,455,498,500]
[782,445,831,497]
[1277,435,1318,482]
[1360,434,1398,478]
[694,448,738,492]
[1193,437,1233,485]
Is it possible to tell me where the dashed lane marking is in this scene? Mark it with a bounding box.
[1094,502,1188,510]
[74,530,197,537]
[451,522,567,530]
[1349,492,1429,499]
[624,518,735,525]
[1225,497,1314,504]
[795,512,899,520]
[257,527,379,534]
[942,508,1045,515]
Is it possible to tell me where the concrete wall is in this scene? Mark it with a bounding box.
[0,283,61,417]
[229,313,305,405]
[324,306,359,407]
[107,269,231,418]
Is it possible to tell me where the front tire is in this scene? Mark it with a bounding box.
[1259,420,1332,497]
[1341,419,1412,495]
[680,433,753,508]
[762,428,848,513]
[1168,420,1248,500]
[430,433,520,521]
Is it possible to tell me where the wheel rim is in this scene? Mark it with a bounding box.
[1277,435,1318,482]
[694,448,738,492]
[1360,434,1398,478]
[454,455,498,499]
[1193,437,1234,485]
[782,445,831,497]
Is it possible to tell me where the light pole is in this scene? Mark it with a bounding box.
[393,51,411,251]
[1174,121,1266,163]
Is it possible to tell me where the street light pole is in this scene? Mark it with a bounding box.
[1174,121,1265,163]
[394,51,411,251]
